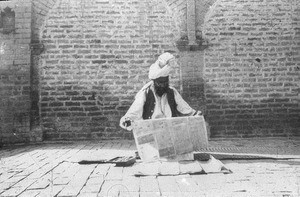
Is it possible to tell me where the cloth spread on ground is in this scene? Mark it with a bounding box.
[77,155,231,176]
[132,156,231,176]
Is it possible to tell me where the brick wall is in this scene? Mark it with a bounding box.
[38,0,182,140]
[203,0,300,137]
[0,0,32,144]
[1,0,298,144]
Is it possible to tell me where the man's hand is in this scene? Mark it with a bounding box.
[120,117,133,131]
[167,58,176,67]
[194,111,203,116]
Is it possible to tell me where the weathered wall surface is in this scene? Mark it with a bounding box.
[179,51,205,111]
[38,0,182,140]
[203,0,300,137]
[178,0,217,114]
[0,0,33,144]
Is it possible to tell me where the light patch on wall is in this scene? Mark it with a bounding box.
[0,41,5,54]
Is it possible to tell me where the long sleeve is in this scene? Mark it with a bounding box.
[123,89,146,121]
[172,88,196,116]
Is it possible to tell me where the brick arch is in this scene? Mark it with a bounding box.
[33,0,187,45]
[32,0,58,42]
[37,0,186,140]
[165,0,187,38]
[202,0,300,137]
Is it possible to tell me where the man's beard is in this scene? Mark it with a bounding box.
[155,86,168,97]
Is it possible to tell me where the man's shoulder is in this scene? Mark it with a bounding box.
[168,86,179,92]
[135,83,152,99]
[140,81,153,91]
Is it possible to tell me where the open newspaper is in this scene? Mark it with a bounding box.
[132,116,208,162]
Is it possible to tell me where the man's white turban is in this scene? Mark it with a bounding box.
[148,52,174,80]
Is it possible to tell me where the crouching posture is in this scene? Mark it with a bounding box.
[120,52,201,130]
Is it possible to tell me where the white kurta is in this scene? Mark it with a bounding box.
[121,82,196,122]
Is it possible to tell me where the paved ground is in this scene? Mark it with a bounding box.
[0,138,299,197]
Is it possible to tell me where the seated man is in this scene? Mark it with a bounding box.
[120,52,202,130]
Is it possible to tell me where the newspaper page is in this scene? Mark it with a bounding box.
[132,116,208,162]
